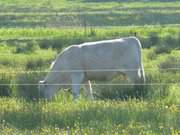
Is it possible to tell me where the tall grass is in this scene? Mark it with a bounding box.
[0,73,13,97]
[0,96,179,134]
[0,0,179,134]
[16,72,45,100]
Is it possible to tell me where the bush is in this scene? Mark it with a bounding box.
[155,45,171,54]
[39,38,65,50]
[15,43,27,53]
[165,84,180,105]
[158,56,180,74]
[178,33,180,49]
[26,40,40,52]
[146,47,157,60]
[15,41,39,53]
[0,73,13,97]
[158,56,179,69]
[16,72,46,100]
[163,35,177,48]
[39,39,52,49]
[155,35,178,54]
[25,58,47,70]
[148,32,160,47]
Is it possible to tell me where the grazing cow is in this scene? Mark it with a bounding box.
[39,37,145,100]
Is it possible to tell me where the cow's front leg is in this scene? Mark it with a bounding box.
[71,72,84,100]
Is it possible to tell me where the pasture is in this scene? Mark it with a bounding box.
[0,0,180,134]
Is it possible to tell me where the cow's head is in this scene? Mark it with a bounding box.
[38,80,58,100]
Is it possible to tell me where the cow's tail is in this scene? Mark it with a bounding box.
[136,62,146,98]
[139,63,146,84]
[135,37,146,84]
[134,37,146,98]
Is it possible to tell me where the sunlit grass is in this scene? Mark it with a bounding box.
[0,26,179,40]
[0,93,179,134]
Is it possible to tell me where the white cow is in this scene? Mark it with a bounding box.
[39,37,145,100]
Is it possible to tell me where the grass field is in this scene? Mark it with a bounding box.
[0,0,180,27]
[0,0,180,134]
[0,97,179,135]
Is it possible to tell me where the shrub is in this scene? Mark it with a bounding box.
[0,73,13,97]
[178,33,180,49]
[146,47,157,60]
[139,37,150,48]
[39,38,65,50]
[15,41,39,54]
[16,72,46,100]
[165,84,180,105]
[155,45,171,54]
[26,40,40,52]
[163,35,177,48]
[155,35,178,54]
[39,39,52,49]
[25,58,47,70]
[15,43,27,53]
[51,38,65,50]
[158,56,180,73]
[148,32,160,47]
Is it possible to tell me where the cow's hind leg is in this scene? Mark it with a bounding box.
[71,72,85,100]
[83,80,94,100]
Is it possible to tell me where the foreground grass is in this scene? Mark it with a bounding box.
[0,93,180,135]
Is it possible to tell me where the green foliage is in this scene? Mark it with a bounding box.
[144,71,170,99]
[0,1,179,133]
[26,40,40,52]
[15,41,39,54]
[165,84,180,104]
[39,39,52,49]
[25,58,48,70]
[146,47,157,60]
[16,72,45,100]
[158,56,180,70]
[155,45,171,54]
[0,73,13,97]
[0,26,180,51]
[15,43,27,53]
[148,32,160,47]
[93,75,147,100]
[0,97,179,134]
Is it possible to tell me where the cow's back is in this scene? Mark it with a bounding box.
[79,37,140,70]
[51,37,143,81]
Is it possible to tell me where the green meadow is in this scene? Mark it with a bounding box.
[0,0,180,134]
